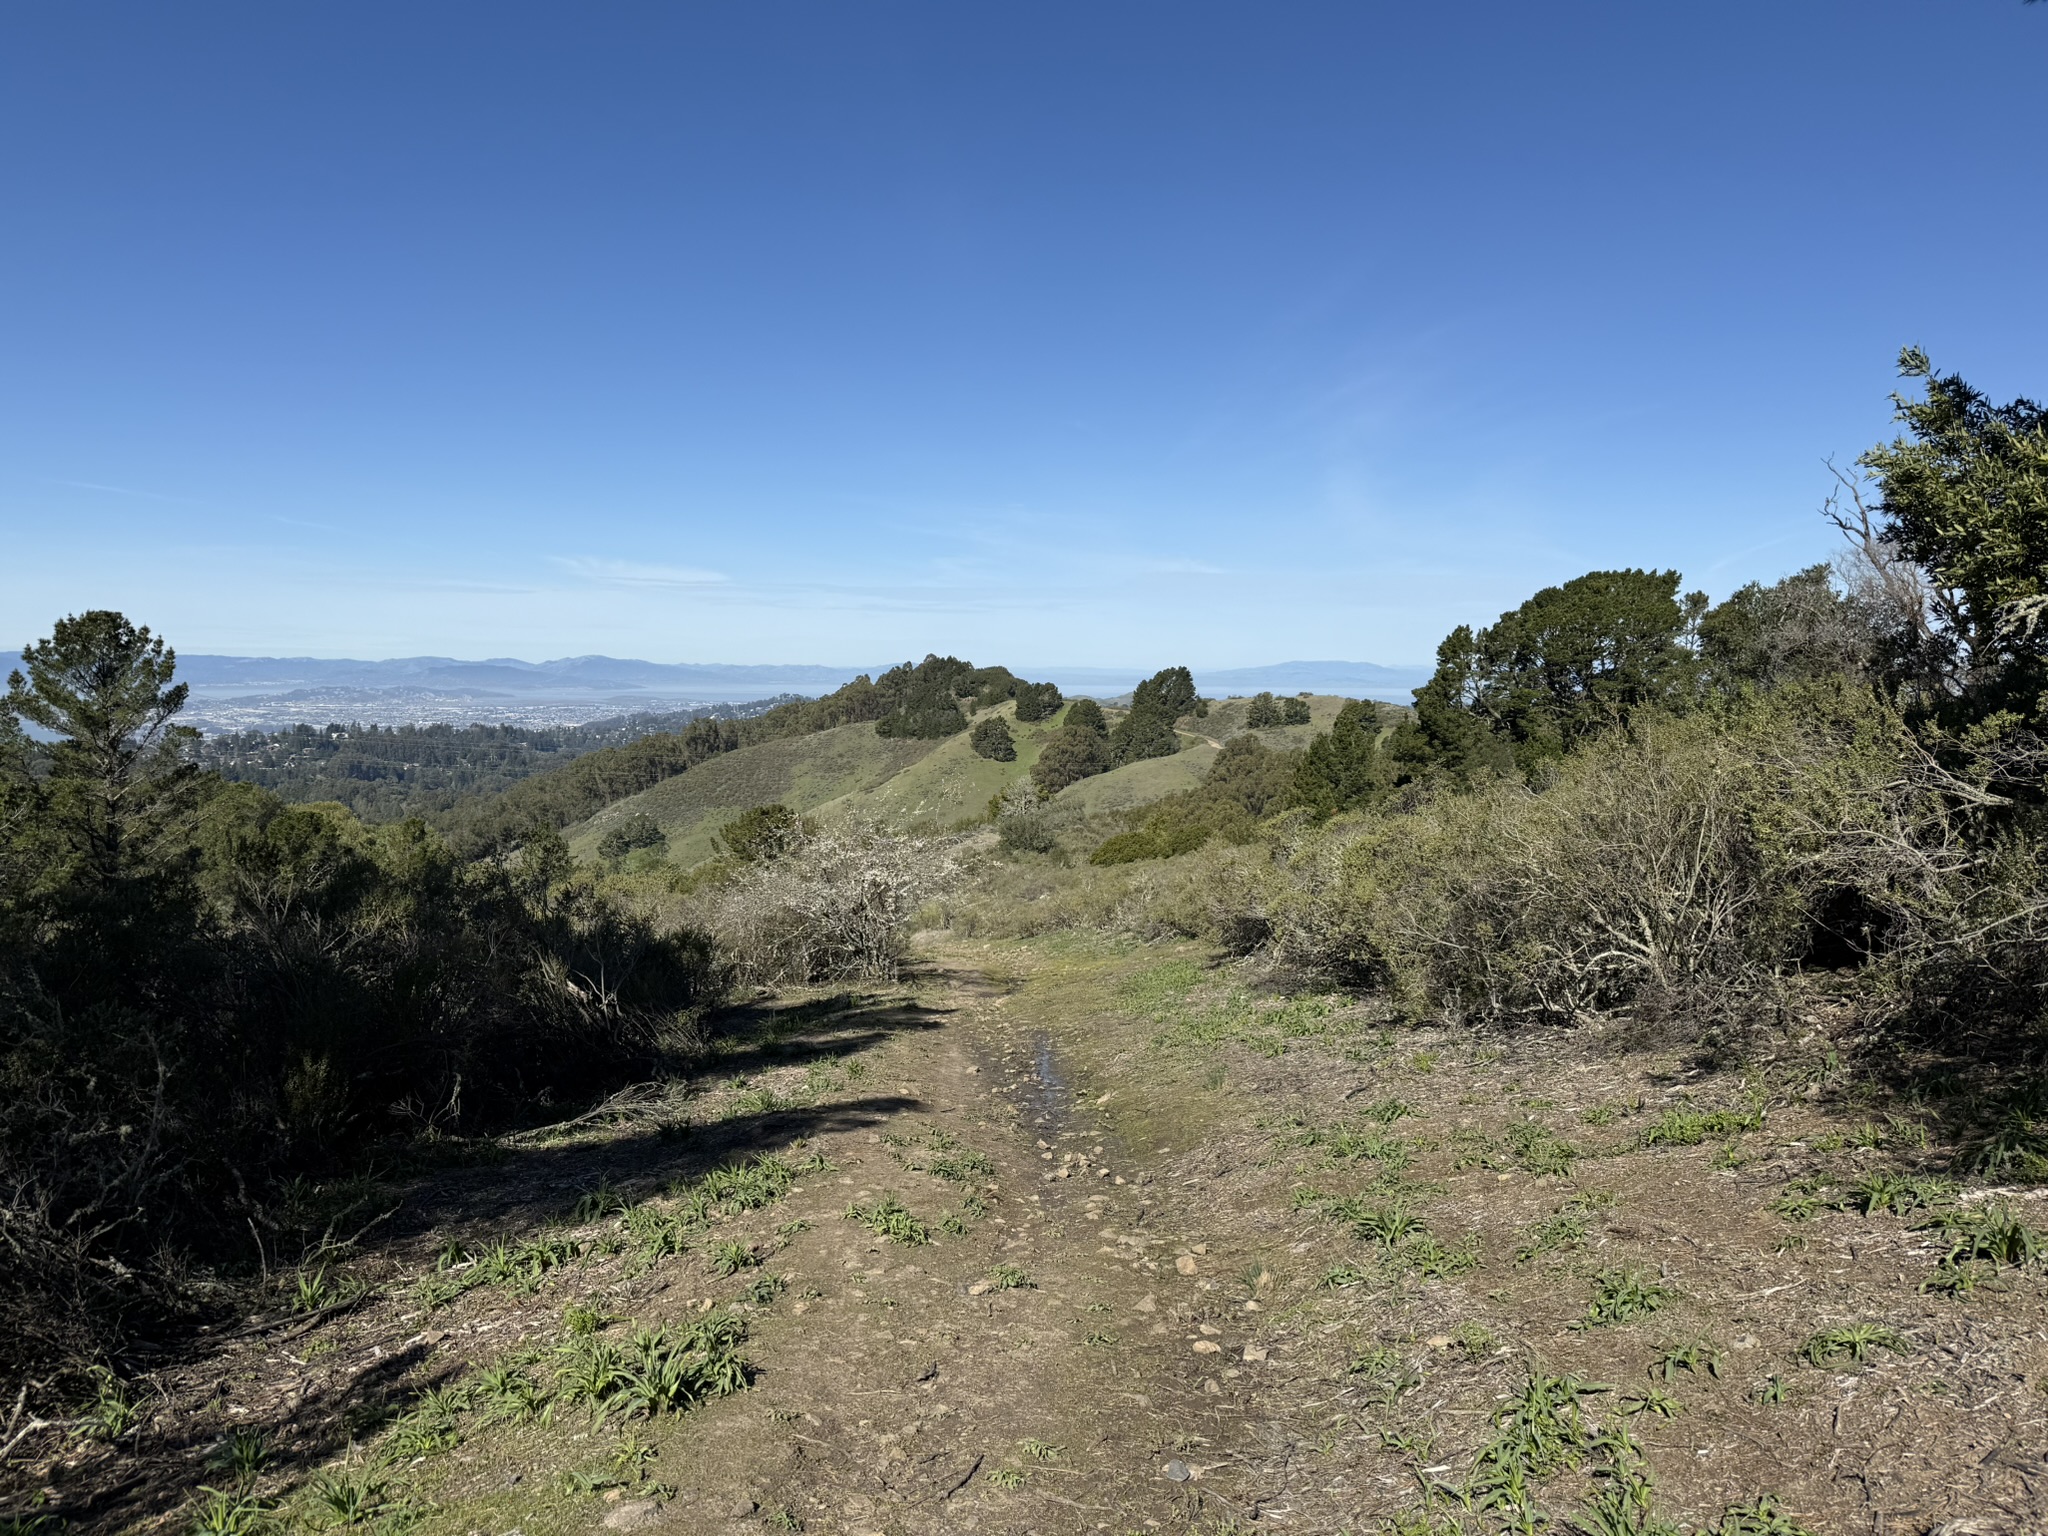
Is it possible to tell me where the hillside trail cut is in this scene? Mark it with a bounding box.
[56,934,2048,1536]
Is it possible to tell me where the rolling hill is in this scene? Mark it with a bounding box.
[566,718,940,868]
[568,692,1362,869]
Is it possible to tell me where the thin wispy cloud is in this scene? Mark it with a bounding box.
[49,477,197,504]
[553,556,730,587]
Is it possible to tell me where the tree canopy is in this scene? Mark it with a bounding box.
[1109,666,1197,765]
[1858,347,2048,722]
[1394,570,1704,781]
[1289,700,1389,819]
[969,715,1017,761]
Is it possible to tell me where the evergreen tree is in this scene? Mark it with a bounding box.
[1030,724,1112,794]
[1245,692,1281,728]
[1062,697,1107,735]
[969,715,1017,761]
[5,611,198,890]
[1697,565,1874,694]
[1391,571,1703,782]
[1109,666,1196,765]
[1281,695,1312,726]
[874,656,973,739]
[1012,680,1065,722]
[1289,701,1390,819]
[597,812,668,862]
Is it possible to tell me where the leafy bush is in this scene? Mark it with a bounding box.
[1030,724,1113,795]
[1245,692,1282,728]
[1281,695,1312,726]
[1088,734,1297,864]
[716,803,807,863]
[969,716,1016,762]
[1062,697,1107,735]
[1242,682,2037,1031]
[597,813,668,862]
[1012,681,1064,722]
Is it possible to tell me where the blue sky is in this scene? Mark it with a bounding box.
[3,3,2044,669]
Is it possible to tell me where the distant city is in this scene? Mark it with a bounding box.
[0,652,1430,734]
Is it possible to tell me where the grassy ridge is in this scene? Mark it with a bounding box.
[568,722,940,866]
[568,693,1364,869]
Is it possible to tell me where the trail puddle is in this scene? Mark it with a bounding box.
[1024,1029,1073,1133]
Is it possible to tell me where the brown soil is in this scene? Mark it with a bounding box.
[11,934,2045,1536]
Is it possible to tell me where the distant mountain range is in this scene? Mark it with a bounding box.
[0,652,1429,733]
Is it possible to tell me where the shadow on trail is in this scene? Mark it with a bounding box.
[397,1093,924,1236]
[393,987,947,1234]
[50,990,960,1533]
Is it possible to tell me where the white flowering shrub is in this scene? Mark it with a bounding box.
[708,821,958,984]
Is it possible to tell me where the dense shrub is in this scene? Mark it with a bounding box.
[1281,695,1312,726]
[598,812,668,861]
[1031,724,1113,795]
[1089,734,1298,864]
[1245,684,2042,1035]
[715,803,807,863]
[970,716,1017,761]
[1245,692,1281,728]
[1062,697,1108,735]
[1012,680,1064,722]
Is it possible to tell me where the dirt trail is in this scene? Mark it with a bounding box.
[27,935,2048,1536]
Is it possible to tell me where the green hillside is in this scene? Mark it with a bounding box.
[568,720,940,867]
[812,700,1066,831]
[1052,693,1350,815]
[571,692,1368,867]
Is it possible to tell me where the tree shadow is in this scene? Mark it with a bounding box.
[390,987,947,1235]
[50,984,953,1533]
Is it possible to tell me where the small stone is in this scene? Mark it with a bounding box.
[1192,1243,1208,1254]
[1175,1255,1198,1275]
[1135,1294,1157,1312]
[1164,1460,1192,1483]
[1426,1334,1453,1349]
[967,1281,993,1296]
[1192,1340,1222,1354]
[1202,1377,1222,1395]
[1198,1323,1221,1335]
[1114,1176,1126,1185]
[1732,1334,1759,1350]
[1242,1345,1268,1363]
[724,1497,759,1518]
[602,1499,663,1530]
